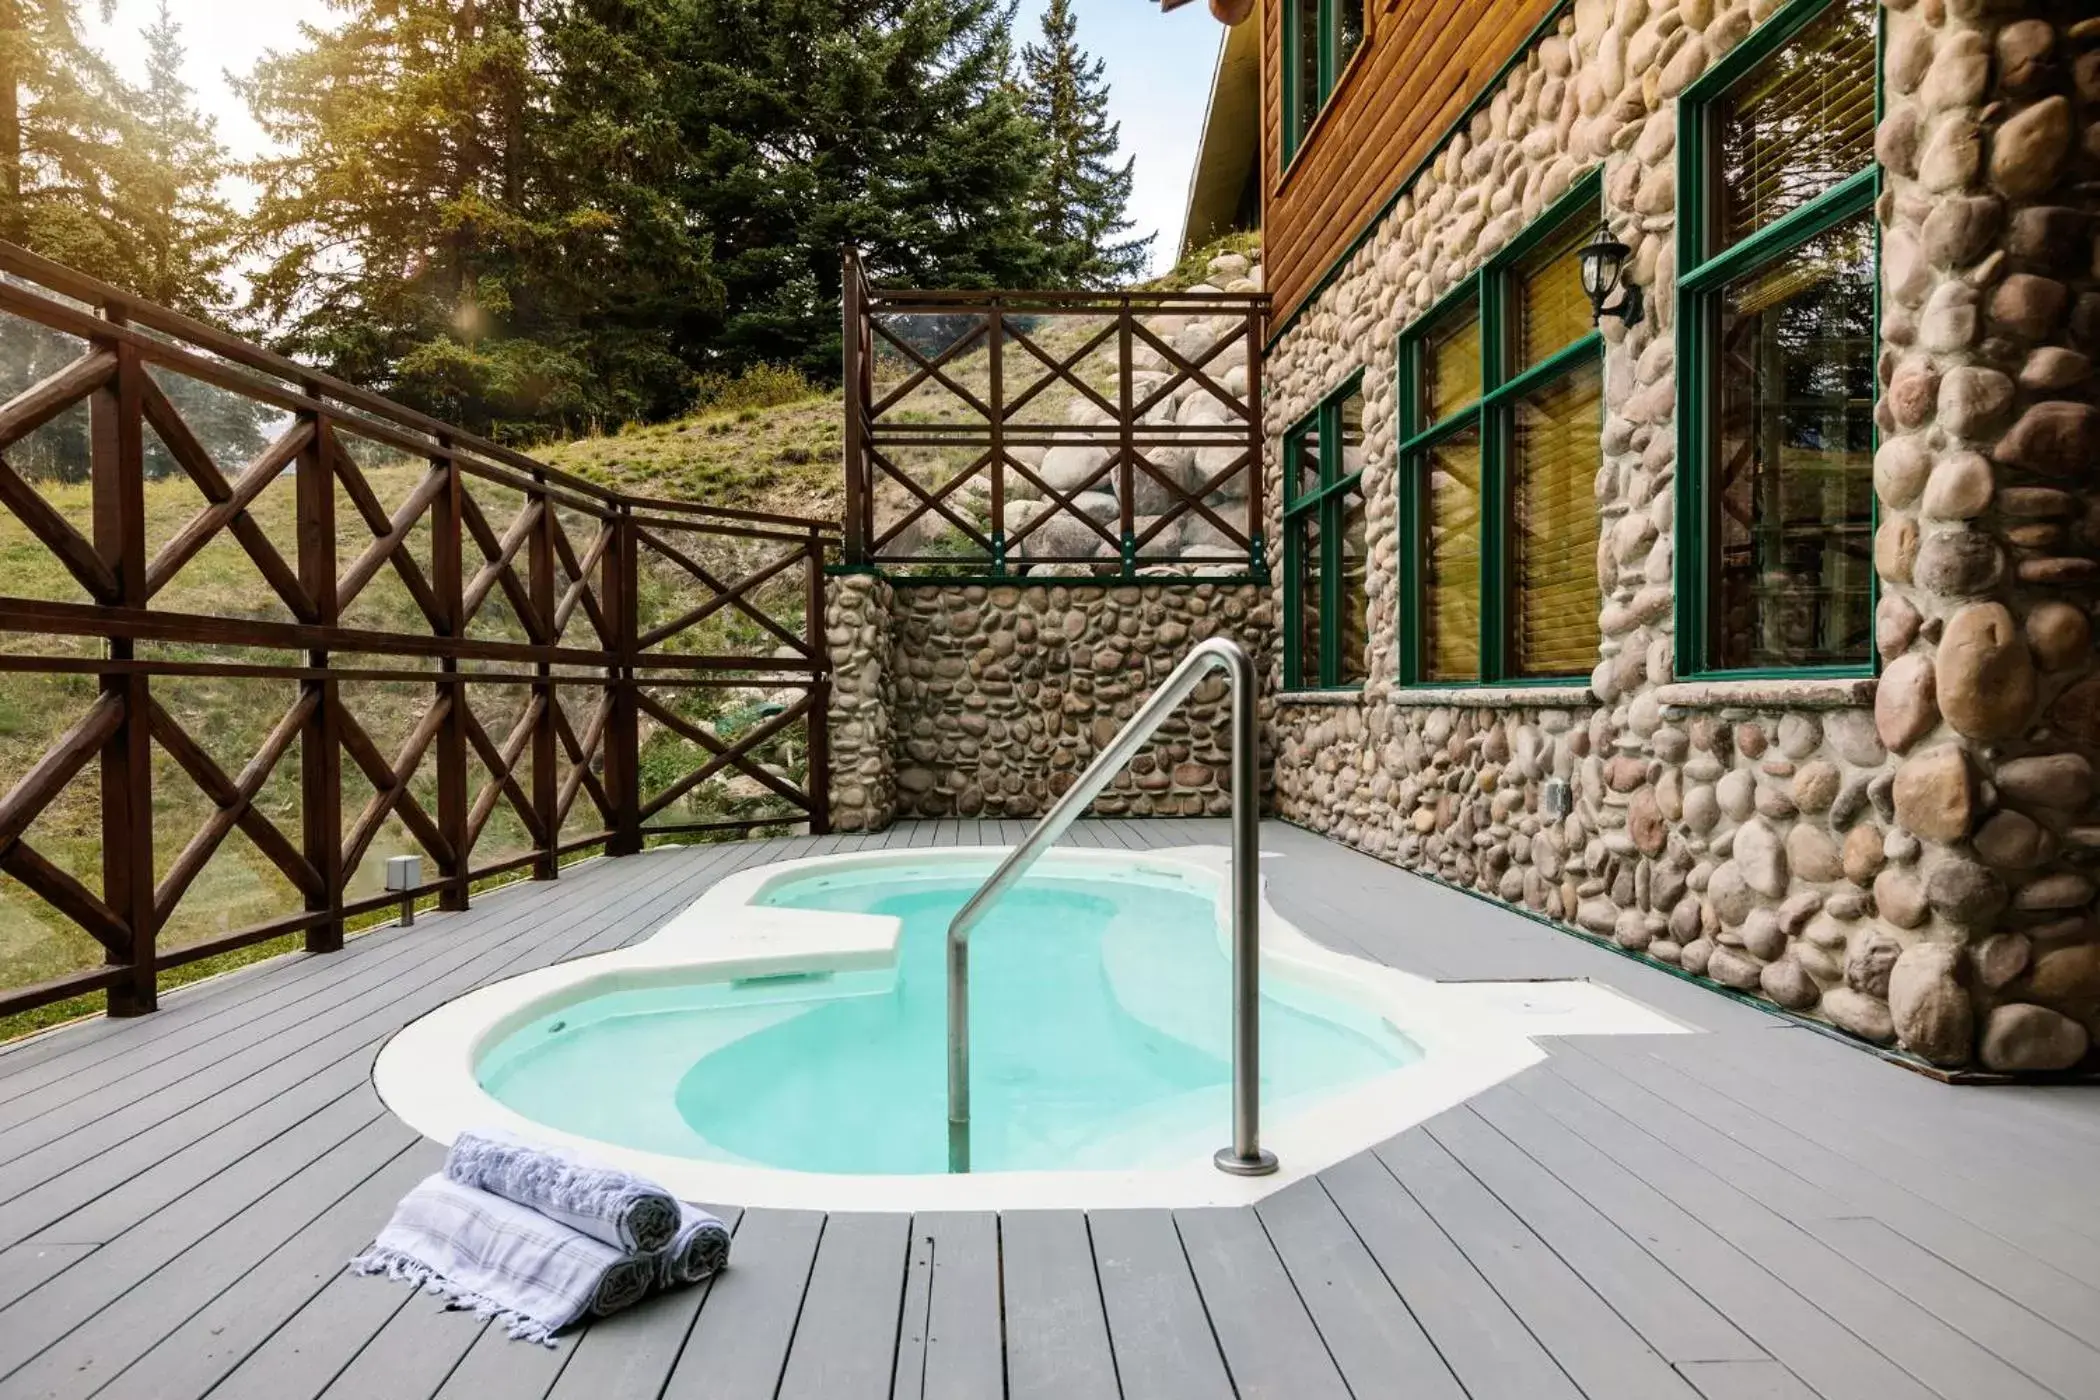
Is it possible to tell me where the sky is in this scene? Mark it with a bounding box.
[83,0,1222,277]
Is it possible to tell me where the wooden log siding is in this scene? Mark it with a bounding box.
[0,241,838,1022]
[1262,0,1562,326]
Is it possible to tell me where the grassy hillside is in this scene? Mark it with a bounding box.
[0,418,816,1041]
[540,231,1263,520]
[0,234,1264,1042]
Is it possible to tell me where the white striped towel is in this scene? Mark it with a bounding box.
[655,1202,732,1289]
[444,1127,680,1255]
[350,1173,654,1346]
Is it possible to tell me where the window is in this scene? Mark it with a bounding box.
[1283,377,1367,690]
[1678,0,1877,676]
[1283,0,1366,165]
[1397,181,1605,687]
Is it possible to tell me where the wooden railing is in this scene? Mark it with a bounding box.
[842,249,1268,576]
[0,241,835,1021]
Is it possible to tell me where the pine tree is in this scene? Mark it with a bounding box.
[0,2,258,479]
[671,0,1055,376]
[239,0,716,440]
[0,0,140,284]
[124,3,234,316]
[1020,0,1149,288]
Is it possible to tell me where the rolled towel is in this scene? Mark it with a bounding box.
[444,1127,680,1255]
[351,1173,654,1346]
[654,1202,732,1289]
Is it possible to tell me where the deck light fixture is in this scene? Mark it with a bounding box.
[1578,222,1643,327]
[385,854,421,927]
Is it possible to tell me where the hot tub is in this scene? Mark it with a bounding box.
[374,846,1668,1210]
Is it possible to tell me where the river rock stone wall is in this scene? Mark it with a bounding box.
[825,571,897,832]
[1263,0,2100,1071]
[825,580,1275,824]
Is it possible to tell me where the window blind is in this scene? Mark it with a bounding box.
[1423,432,1482,682]
[1512,362,1603,677]
[1714,0,1875,249]
[1425,303,1482,425]
[1516,218,1594,371]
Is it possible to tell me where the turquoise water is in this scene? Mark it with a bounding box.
[479,863,1419,1174]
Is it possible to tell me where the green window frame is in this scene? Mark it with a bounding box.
[1281,0,1366,168]
[1282,373,1367,691]
[1674,0,1881,681]
[1396,171,1606,689]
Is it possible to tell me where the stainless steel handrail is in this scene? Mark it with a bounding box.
[944,635,1276,1177]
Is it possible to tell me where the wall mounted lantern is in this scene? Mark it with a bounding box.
[1578,222,1644,327]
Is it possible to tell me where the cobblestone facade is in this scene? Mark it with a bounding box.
[827,580,1275,826]
[1264,0,2100,1070]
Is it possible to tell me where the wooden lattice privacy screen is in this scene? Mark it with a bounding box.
[0,242,835,1021]
[842,249,1269,576]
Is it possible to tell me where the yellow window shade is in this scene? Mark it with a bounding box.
[1713,0,1875,249]
[1423,431,1482,682]
[1515,216,1595,372]
[1512,360,1603,677]
[1424,300,1482,425]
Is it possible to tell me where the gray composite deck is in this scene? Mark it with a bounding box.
[2,819,2098,1400]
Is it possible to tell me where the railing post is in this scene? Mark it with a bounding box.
[433,441,469,910]
[94,328,155,1015]
[530,477,559,877]
[841,248,867,566]
[1245,298,1267,578]
[987,302,1004,575]
[805,527,831,836]
[944,637,1274,1177]
[297,402,344,953]
[1117,297,1135,577]
[603,503,642,856]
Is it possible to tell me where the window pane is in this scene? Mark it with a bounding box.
[1335,0,1364,83]
[1338,484,1368,685]
[1421,431,1482,682]
[1292,0,1321,148]
[1288,423,1319,504]
[1711,212,1875,670]
[1515,213,1596,372]
[1424,300,1482,424]
[1334,384,1364,484]
[1713,0,1875,249]
[1512,359,1603,677]
[1294,508,1322,685]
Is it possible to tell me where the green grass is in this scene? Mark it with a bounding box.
[0,431,816,1039]
[0,236,1264,1041]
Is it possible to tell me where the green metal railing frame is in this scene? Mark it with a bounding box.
[1671,0,1883,683]
[1394,168,1605,690]
[1281,370,1366,690]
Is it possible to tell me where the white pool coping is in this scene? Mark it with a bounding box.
[372,845,1687,1211]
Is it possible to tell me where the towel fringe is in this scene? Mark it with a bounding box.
[350,1246,560,1347]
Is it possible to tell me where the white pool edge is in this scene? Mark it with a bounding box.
[372,845,1671,1211]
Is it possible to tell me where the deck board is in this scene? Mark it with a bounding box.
[893,1211,1002,1400]
[1001,1211,1120,1400]
[0,820,2094,1400]
[1172,1204,1352,1400]
[1087,1209,1236,1400]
